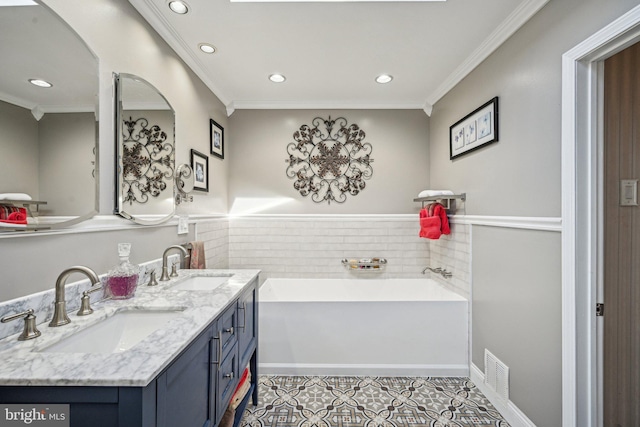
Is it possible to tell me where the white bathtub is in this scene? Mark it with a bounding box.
[259,278,469,377]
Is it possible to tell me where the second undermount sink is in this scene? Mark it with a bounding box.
[40,309,184,354]
[170,275,232,291]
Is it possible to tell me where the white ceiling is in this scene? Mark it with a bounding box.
[129,0,549,116]
[0,5,97,114]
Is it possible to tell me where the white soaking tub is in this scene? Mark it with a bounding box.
[259,278,468,377]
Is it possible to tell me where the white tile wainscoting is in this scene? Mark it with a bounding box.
[226,215,432,283]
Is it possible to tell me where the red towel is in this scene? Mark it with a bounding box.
[419,203,450,239]
[0,207,27,225]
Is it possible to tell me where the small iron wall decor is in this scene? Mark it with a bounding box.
[122,116,174,205]
[286,116,373,204]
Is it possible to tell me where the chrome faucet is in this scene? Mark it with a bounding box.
[50,266,100,327]
[160,245,189,281]
[422,266,453,279]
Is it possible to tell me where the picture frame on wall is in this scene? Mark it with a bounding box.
[210,118,224,159]
[449,97,499,160]
[191,149,209,192]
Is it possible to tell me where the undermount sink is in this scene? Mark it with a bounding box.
[170,275,232,291]
[40,309,184,354]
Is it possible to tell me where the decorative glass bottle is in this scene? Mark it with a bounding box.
[105,243,139,299]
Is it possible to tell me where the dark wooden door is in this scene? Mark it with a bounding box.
[603,40,640,427]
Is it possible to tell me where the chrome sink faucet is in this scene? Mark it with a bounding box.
[160,245,189,281]
[50,266,100,327]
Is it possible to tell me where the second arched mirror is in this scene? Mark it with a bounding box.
[114,73,176,225]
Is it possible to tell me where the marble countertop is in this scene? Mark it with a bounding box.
[0,268,260,387]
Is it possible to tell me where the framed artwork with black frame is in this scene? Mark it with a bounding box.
[210,118,224,159]
[449,97,499,160]
[190,149,209,192]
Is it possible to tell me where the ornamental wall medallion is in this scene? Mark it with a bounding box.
[122,116,174,205]
[285,116,374,204]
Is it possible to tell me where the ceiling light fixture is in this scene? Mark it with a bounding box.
[199,43,216,54]
[375,74,393,84]
[168,1,188,14]
[269,74,286,83]
[28,79,52,88]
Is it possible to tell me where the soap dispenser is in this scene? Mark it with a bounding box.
[105,243,139,299]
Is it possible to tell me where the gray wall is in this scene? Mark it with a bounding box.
[428,0,639,425]
[38,112,96,216]
[472,226,562,427]
[0,0,229,302]
[0,101,39,197]
[228,109,430,214]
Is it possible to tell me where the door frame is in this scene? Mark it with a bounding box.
[561,5,640,427]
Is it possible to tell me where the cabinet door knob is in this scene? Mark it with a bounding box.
[225,327,234,335]
[224,372,234,379]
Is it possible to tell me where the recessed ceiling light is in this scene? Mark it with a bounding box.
[168,1,188,14]
[199,43,216,54]
[269,74,286,83]
[375,74,393,84]
[28,79,52,88]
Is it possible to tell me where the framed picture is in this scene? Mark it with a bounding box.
[210,118,224,159]
[190,149,209,192]
[449,97,499,160]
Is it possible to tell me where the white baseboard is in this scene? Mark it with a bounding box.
[260,363,469,377]
[470,363,536,427]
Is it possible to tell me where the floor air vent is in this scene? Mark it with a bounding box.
[484,349,509,401]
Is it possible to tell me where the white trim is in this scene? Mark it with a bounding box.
[470,363,536,427]
[425,0,550,106]
[0,214,227,239]
[561,5,640,427]
[260,362,468,377]
[229,101,425,111]
[450,215,561,232]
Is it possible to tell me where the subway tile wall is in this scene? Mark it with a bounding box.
[196,216,470,298]
[227,216,430,282]
[195,218,229,269]
[427,221,471,299]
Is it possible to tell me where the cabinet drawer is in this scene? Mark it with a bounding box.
[219,303,238,356]
[216,341,238,424]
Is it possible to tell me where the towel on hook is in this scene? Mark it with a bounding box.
[0,205,27,224]
[189,241,206,269]
[417,190,454,198]
[419,203,450,239]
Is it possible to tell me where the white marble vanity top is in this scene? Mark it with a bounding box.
[0,269,260,387]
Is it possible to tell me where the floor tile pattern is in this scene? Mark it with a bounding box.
[240,376,510,427]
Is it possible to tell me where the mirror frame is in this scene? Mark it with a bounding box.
[114,73,176,225]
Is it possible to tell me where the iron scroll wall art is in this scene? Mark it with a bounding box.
[122,116,174,205]
[286,116,374,204]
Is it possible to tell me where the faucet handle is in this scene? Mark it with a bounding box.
[170,263,179,278]
[1,309,41,341]
[77,285,102,316]
[147,270,158,286]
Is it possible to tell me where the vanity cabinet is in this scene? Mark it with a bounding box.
[0,277,258,427]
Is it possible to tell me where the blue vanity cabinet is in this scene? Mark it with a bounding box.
[237,284,257,371]
[156,320,217,427]
[0,278,259,427]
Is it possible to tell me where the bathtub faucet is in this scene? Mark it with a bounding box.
[422,266,453,279]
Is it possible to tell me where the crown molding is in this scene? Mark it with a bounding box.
[230,100,425,111]
[425,0,550,106]
[128,0,232,107]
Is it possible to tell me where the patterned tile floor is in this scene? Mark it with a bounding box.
[240,376,510,427]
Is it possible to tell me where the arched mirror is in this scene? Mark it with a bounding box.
[0,2,99,231]
[114,73,176,225]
